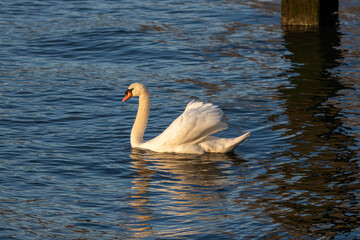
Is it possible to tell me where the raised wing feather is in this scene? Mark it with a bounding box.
[143,101,227,149]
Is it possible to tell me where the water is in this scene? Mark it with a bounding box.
[1,0,359,239]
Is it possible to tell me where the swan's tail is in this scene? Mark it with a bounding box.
[224,131,250,153]
[199,131,250,153]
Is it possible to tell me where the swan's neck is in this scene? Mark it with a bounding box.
[131,89,150,147]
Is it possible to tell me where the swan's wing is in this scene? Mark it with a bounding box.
[144,101,227,148]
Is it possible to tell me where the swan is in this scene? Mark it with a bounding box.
[122,83,250,154]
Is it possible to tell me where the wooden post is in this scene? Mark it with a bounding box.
[282,0,338,27]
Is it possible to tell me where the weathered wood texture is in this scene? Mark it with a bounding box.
[282,0,338,26]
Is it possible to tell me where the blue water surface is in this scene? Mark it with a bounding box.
[1,0,359,239]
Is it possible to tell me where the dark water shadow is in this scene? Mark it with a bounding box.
[256,24,360,238]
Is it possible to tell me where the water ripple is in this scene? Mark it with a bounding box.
[1,0,359,239]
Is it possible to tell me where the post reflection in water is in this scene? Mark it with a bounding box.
[126,148,248,238]
[260,25,360,238]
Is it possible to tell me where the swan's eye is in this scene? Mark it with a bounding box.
[124,88,134,98]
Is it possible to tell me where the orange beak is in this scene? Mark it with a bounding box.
[122,90,132,102]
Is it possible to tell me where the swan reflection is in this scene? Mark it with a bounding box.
[126,148,246,238]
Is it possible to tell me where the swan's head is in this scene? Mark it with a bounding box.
[122,83,148,102]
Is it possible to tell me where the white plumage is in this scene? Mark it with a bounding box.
[122,83,250,154]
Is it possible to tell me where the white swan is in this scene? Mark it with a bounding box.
[122,83,250,154]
